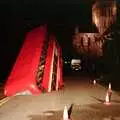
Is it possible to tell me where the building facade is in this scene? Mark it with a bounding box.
[73,0,117,57]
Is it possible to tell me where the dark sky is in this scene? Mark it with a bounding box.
[0,1,92,53]
[0,1,92,80]
[0,1,92,26]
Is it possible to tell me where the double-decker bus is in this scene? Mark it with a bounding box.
[4,25,64,96]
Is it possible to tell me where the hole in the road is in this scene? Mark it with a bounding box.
[43,111,55,116]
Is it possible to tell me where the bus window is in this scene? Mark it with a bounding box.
[36,35,49,91]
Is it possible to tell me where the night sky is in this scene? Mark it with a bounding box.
[0,1,92,81]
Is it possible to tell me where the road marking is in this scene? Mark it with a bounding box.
[0,97,13,106]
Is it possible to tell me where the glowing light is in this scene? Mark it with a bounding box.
[65,61,67,64]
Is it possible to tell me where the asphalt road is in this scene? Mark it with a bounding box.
[0,75,120,120]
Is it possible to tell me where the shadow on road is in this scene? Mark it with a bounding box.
[91,96,120,104]
[91,96,104,103]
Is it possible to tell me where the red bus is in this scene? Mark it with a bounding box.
[4,25,64,96]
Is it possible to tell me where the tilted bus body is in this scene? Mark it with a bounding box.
[4,25,64,96]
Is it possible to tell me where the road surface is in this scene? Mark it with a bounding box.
[0,75,120,120]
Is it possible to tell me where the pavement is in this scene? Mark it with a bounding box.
[0,75,120,120]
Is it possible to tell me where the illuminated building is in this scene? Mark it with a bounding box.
[92,0,117,34]
[73,0,117,57]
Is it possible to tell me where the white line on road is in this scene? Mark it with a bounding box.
[0,96,13,106]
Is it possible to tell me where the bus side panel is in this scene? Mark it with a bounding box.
[4,26,46,96]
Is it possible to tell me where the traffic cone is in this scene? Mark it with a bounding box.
[104,92,111,105]
[108,88,112,102]
[63,105,69,120]
[93,80,96,85]
[68,104,73,120]
[108,83,112,97]
[108,83,112,91]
